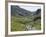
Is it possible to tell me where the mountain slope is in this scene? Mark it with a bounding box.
[11,5,32,16]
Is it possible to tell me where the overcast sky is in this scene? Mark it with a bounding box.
[19,5,41,12]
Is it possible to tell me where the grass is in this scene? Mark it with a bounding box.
[11,16,41,31]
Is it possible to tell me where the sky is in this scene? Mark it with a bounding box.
[18,5,41,12]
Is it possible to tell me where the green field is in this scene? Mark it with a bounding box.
[11,16,41,31]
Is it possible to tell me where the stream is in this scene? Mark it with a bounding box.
[26,25,36,31]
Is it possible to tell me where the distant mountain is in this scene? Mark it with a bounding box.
[11,5,41,18]
[33,9,41,21]
[11,5,32,16]
[33,9,41,15]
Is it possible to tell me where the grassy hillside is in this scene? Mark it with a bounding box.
[11,16,41,31]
